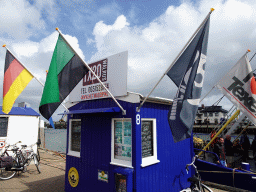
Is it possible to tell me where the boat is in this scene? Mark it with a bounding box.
[192,110,256,191]
[195,148,256,191]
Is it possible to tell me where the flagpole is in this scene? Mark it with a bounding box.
[56,28,126,115]
[136,8,215,112]
[2,45,69,112]
[199,85,216,103]
[200,49,251,104]
[198,49,253,156]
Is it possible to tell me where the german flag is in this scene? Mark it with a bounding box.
[2,50,33,114]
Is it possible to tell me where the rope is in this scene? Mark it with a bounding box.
[212,95,224,106]
[250,52,256,63]
[213,105,236,134]
[200,85,216,103]
[198,170,256,175]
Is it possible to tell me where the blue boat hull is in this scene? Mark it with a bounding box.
[195,159,256,191]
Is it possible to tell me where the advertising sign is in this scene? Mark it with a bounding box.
[69,51,128,102]
[68,167,79,187]
[98,170,108,183]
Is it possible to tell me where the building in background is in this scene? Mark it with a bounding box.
[195,105,228,125]
[18,102,30,108]
[0,105,40,154]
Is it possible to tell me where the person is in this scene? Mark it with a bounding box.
[210,130,217,147]
[214,137,227,167]
[224,135,234,168]
[240,132,251,161]
[233,139,244,168]
[251,135,256,161]
[206,130,218,163]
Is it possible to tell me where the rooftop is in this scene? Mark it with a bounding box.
[0,106,40,116]
[198,105,228,113]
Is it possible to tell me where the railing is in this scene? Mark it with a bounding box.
[194,148,221,164]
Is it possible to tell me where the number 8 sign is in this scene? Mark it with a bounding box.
[136,114,140,125]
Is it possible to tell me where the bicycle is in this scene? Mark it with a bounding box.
[0,143,24,180]
[20,143,41,173]
[180,155,213,192]
[0,142,41,180]
[0,141,22,157]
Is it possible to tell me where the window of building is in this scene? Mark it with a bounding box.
[215,112,219,117]
[197,114,202,118]
[0,117,8,137]
[111,118,132,168]
[141,119,159,167]
[209,113,213,117]
[68,119,81,157]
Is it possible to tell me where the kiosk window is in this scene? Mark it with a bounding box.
[71,120,81,152]
[0,117,8,137]
[68,119,81,157]
[142,121,153,158]
[111,119,132,168]
[141,119,159,167]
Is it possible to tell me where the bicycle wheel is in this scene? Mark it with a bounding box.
[201,183,213,192]
[34,154,41,173]
[0,167,16,180]
[0,158,17,180]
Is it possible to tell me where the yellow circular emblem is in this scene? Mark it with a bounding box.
[68,167,79,187]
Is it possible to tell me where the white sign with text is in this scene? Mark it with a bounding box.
[69,51,128,102]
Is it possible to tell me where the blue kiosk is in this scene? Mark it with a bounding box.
[64,92,193,192]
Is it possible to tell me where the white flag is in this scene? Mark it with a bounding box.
[216,53,256,125]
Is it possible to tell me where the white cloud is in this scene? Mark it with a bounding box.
[97,2,121,16]
[39,32,59,53]
[1,31,86,121]
[2,0,256,121]
[0,0,45,39]
[93,15,129,36]
[63,34,86,61]
[90,0,256,110]
[10,31,86,81]
[33,0,58,23]
[12,41,39,57]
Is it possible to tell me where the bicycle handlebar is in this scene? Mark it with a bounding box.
[5,141,22,149]
[185,155,198,174]
[26,142,38,148]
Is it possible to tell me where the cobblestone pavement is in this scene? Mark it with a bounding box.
[0,149,233,192]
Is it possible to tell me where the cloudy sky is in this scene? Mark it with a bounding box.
[0,0,256,122]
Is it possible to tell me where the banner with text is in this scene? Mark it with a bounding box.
[216,54,256,125]
[69,51,128,102]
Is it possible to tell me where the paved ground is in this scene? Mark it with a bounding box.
[0,149,66,192]
[0,149,233,192]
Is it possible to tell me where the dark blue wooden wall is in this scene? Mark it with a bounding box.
[65,99,135,192]
[137,102,192,191]
[65,98,192,192]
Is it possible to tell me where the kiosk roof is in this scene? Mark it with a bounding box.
[0,106,40,116]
